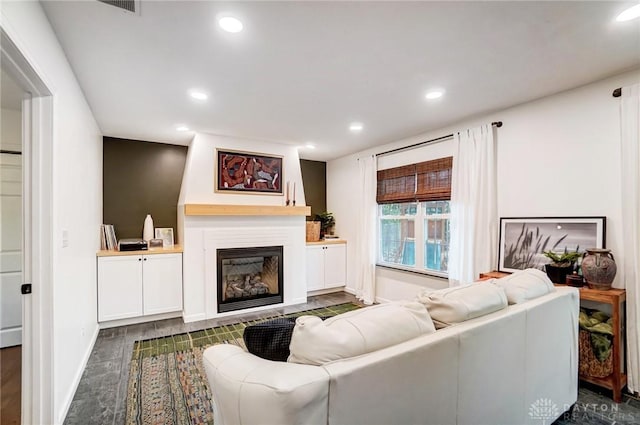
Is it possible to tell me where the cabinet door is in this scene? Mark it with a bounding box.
[324,245,346,288]
[142,253,183,315]
[306,246,325,291]
[98,256,143,322]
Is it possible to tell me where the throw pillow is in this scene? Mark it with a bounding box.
[416,282,507,326]
[243,317,297,362]
[491,268,555,304]
[287,301,435,365]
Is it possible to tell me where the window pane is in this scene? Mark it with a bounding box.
[380,202,417,216]
[422,201,450,272]
[379,203,417,266]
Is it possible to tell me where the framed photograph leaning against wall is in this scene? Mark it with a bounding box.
[498,216,606,273]
[155,228,174,248]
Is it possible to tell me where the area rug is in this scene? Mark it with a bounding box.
[126,302,361,425]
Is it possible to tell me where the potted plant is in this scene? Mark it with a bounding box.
[314,211,335,239]
[542,250,582,284]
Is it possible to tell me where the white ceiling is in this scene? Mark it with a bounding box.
[41,1,640,161]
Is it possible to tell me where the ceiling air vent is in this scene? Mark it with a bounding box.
[97,0,139,14]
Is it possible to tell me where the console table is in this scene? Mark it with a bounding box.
[478,271,627,402]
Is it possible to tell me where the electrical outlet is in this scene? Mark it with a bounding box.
[62,229,69,248]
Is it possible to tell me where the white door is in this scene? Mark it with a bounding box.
[0,152,22,348]
[324,245,347,288]
[142,253,183,315]
[306,245,325,291]
[97,256,144,321]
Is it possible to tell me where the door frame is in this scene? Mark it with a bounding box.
[1,29,54,425]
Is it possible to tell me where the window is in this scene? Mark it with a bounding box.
[377,157,452,275]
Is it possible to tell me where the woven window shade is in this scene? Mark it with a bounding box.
[416,157,453,201]
[376,164,416,204]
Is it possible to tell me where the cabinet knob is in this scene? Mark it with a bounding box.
[138,258,142,261]
[143,258,147,261]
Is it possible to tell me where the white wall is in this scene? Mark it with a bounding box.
[329,69,640,301]
[178,132,305,207]
[1,2,103,423]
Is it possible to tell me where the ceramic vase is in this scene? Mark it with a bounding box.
[582,248,617,290]
[143,214,154,241]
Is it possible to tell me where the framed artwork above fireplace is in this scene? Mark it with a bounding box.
[215,149,283,194]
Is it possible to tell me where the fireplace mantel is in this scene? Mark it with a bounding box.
[184,204,311,217]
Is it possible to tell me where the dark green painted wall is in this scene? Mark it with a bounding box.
[300,159,326,220]
[103,137,188,240]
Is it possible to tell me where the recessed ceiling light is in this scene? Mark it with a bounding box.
[176,125,190,132]
[425,89,445,100]
[616,4,640,22]
[219,16,243,33]
[305,143,316,149]
[349,122,364,132]
[189,90,208,101]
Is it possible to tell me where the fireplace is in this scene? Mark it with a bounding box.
[217,246,284,313]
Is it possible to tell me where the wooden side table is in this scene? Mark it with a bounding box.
[478,271,628,402]
[558,284,627,403]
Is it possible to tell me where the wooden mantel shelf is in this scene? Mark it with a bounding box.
[184,204,311,217]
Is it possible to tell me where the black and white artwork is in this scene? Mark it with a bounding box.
[498,217,606,273]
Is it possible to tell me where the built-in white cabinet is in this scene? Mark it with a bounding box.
[306,242,346,292]
[97,251,183,322]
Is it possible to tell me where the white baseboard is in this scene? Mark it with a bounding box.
[99,311,183,329]
[375,296,392,304]
[182,313,207,324]
[0,326,22,348]
[57,325,99,425]
[343,286,356,295]
[307,287,345,296]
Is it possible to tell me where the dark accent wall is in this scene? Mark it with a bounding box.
[103,137,188,240]
[300,159,326,220]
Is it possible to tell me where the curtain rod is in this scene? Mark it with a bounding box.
[375,121,503,158]
[613,88,621,98]
[0,150,22,155]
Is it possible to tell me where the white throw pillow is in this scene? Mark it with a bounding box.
[287,301,435,365]
[492,268,556,304]
[416,282,507,326]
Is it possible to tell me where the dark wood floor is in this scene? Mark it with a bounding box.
[1,345,21,425]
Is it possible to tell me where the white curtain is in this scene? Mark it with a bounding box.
[448,124,497,286]
[620,83,640,394]
[355,155,377,304]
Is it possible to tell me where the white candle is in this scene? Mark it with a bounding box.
[293,182,296,202]
[286,181,290,202]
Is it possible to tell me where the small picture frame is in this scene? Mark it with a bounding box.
[154,228,174,248]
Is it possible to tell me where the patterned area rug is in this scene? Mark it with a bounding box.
[126,302,361,425]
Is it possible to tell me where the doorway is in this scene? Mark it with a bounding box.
[1,28,54,425]
[0,64,25,425]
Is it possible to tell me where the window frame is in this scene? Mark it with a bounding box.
[377,200,450,278]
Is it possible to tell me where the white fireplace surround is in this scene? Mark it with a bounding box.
[181,215,307,322]
[178,132,309,322]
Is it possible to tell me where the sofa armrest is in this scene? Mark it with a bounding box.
[203,344,330,425]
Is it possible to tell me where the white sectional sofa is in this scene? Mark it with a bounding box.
[203,283,579,425]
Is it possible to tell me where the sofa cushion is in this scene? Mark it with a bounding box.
[287,301,435,365]
[492,268,556,304]
[417,282,507,326]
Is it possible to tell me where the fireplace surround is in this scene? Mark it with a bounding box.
[217,245,284,313]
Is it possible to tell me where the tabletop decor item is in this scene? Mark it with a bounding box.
[582,248,617,290]
[155,227,174,247]
[142,214,154,241]
[315,211,336,239]
[216,149,283,194]
[542,250,581,283]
